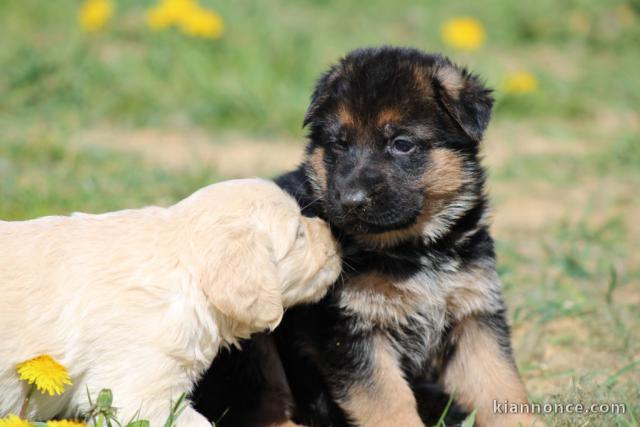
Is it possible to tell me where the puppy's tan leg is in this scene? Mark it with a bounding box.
[337,336,424,427]
[442,315,541,427]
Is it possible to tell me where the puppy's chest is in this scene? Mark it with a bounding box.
[334,267,500,367]
[335,272,447,346]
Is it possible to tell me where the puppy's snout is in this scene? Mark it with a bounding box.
[340,188,370,211]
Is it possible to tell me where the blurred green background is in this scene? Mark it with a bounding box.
[0,1,638,425]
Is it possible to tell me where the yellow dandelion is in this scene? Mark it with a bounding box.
[0,415,31,427]
[47,421,87,427]
[441,17,486,51]
[503,71,538,95]
[146,0,224,39]
[78,0,113,32]
[147,0,190,30]
[178,7,224,39]
[16,355,72,396]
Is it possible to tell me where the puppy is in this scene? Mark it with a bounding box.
[196,48,540,427]
[0,178,341,426]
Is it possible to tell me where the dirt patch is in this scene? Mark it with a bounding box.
[74,128,305,177]
[491,193,567,234]
[590,109,640,135]
[483,109,640,171]
[483,120,591,170]
[613,283,640,306]
[490,174,639,242]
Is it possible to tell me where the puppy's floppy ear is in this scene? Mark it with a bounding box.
[432,58,494,142]
[303,65,341,128]
[205,225,284,332]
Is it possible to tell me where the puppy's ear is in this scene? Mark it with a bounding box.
[432,59,494,142]
[205,225,284,332]
[303,65,341,128]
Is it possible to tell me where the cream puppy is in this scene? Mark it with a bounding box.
[0,178,341,425]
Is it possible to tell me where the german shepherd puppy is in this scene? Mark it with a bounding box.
[194,47,538,427]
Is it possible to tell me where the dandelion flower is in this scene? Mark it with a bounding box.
[0,415,31,427]
[78,0,113,32]
[178,7,224,39]
[147,0,224,39]
[47,421,87,427]
[147,0,189,30]
[441,17,486,51]
[503,71,538,95]
[16,355,72,396]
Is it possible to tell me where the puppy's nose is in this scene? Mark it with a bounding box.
[340,189,369,210]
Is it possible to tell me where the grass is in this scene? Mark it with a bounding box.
[489,117,640,425]
[1,1,639,136]
[1,0,639,426]
[0,131,219,219]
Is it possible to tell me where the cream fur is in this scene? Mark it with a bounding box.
[0,178,341,425]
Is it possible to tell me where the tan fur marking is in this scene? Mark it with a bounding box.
[354,214,430,249]
[339,336,423,427]
[444,266,503,321]
[338,273,428,327]
[446,287,487,319]
[340,267,502,329]
[356,148,464,249]
[412,66,433,94]
[376,108,403,126]
[338,104,355,127]
[443,318,539,427]
[435,65,464,99]
[308,147,328,192]
[422,148,464,197]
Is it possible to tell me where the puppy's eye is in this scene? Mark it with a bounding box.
[390,137,416,155]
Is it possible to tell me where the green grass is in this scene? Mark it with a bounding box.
[19,388,192,427]
[1,0,639,136]
[1,1,639,426]
[0,132,219,220]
